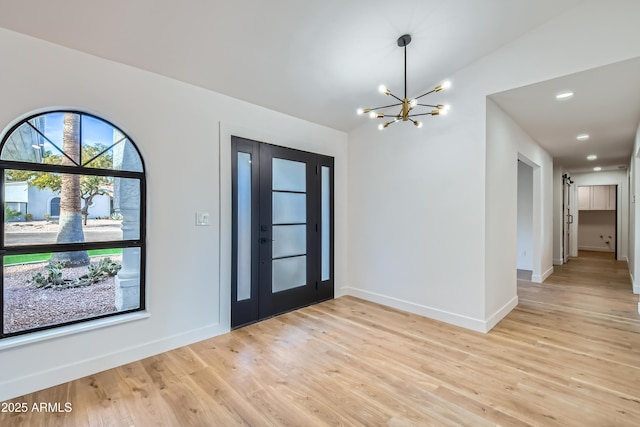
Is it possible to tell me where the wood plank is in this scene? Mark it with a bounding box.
[2,250,639,425]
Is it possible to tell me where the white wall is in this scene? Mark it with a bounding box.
[629,122,640,294]
[0,27,348,401]
[347,0,640,333]
[552,165,566,265]
[577,210,616,252]
[569,171,629,261]
[517,161,534,270]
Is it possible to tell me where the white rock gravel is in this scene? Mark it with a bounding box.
[3,255,122,334]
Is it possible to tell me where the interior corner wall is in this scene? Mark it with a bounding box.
[347,0,640,334]
[630,121,640,294]
[0,27,348,401]
[485,99,553,304]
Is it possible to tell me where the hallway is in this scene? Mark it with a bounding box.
[518,250,637,319]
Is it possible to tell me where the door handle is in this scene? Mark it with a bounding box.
[260,238,274,243]
[568,214,573,224]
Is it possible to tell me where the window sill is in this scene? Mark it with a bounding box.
[0,311,150,351]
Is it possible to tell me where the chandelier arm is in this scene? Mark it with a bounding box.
[387,92,403,103]
[370,102,403,110]
[413,90,436,100]
[408,112,437,117]
[417,104,439,108]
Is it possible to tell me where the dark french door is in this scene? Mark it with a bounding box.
[231,136,334,328]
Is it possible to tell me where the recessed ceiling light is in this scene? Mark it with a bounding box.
[587,154,598,161]
[593,166,602,172]
[555,91,574,100]
[576,134,590,141]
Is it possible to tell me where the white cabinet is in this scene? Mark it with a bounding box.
[578,185,616,211]
[578,186,591,210]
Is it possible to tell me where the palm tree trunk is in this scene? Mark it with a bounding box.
[51,113,89,266]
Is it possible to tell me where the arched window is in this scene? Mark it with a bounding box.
[0,111,145,338]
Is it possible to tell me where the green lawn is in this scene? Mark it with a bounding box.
[4,248,123,266]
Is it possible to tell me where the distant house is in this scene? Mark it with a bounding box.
[4,181,111,221]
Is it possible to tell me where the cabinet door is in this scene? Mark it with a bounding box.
[591,185,609,210]
[578,186,591,210]
[607,185,616,210]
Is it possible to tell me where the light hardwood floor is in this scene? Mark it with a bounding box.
[2,251,640,426]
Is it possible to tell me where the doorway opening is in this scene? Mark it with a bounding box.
[517,160,534,281]
[577,185,617,260]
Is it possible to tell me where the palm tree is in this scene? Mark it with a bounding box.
[50,113,89,266]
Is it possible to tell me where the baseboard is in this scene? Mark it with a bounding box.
[334,286,348,298]
[631,272,640,295]
[485,296,519,331]
[344,287,507,334]
[578,246,614,253]
[532,266,554,283]
[553,258,564,266]
[0,323,228,401]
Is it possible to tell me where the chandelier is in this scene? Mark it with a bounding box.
[357,34,451,130]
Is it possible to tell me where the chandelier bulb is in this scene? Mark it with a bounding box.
[414,121,423,128]
[409,99,418,108]
[378,84,389,95]
[369,111,377,119]
[378,123,385,131]
[357,108,364,115]
[435,80,452,92]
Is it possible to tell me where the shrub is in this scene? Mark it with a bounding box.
[4,204,21,221]
[29,258,122,290]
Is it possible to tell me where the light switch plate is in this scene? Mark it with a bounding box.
[196,211,210,226]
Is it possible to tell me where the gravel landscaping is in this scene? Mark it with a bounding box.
[3,255,122,334]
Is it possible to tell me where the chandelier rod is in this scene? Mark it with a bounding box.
[404,43,408,100]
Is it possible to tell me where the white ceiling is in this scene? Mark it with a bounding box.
[491,57,640,173]
[1,0,637,172]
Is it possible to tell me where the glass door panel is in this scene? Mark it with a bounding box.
[270,157,308,294]
[272,256,307,292]
[236,152,252,301]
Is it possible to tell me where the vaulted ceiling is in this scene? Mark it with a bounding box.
[1,0,638,172]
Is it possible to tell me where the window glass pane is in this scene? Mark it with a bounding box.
[321,166,330,281]
[4,170,141,246]
[272,158,306,192]
[81,115,143,172]
[272,224,306,259]
[237,152,251,301]
[272,255,306,293]
[3,248,138,335]
[0,113,143,172]
[272,192,306,224]
[1,112,76,166]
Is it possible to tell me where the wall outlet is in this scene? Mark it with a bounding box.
[196,211,210,226]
